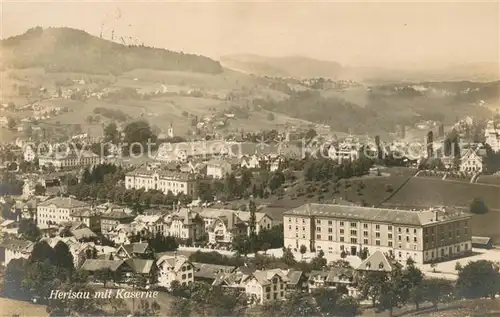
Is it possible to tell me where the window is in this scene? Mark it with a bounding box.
[350,230,357,235]
[406,236,409,242]
[364,239,368,244]
[375,225,380,230]
[182,274,186,279]
[188,273,192,278]
[316,234,321,239]
[363,231,368,237]
[340,229,344,234]
[328,220,333,225]
[328,228,333,233]
[388,226,392,231]
[406,228,409,233]
[350,223,357,228]
[328,235,333,241]
[288,218,292,222]
[375,232,380,238]
[302,227,305,231]
[280,291,284,297]
[288,225,292,230]
[317,219,321,224]
[266,286,271,292]
[316,227,321,232]
[414,228,417,234]
[340,237,344,242]
[398,235,402,241]
[398,228,402,233]
[350,238,357,244]
[414,237,417,242]
[388,241,393,247]
[363,224,368,229]
[376,240,380,246]
[340,221,344,226]
[266,294,270,300]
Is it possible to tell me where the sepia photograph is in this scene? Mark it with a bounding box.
[0,0,499,316]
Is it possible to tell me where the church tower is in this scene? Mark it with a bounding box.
[167,122,174,138]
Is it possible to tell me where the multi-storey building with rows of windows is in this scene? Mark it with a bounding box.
[283,203,472,264]
[125,166,198,197]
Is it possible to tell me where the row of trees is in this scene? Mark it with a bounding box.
[303,156,373,182]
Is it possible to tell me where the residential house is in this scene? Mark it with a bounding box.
[234,210,274,235]
[156,254,195,289]
[0,219,20,235]
[24,145,37,162]
[38,150,101,171]
[100,208,136,234]
[164,208,204,241]
[206,159,232,179]
[240,155,261,169]
[307,268,357,297]
[36,197,90,228]
[460,148,487,174]
[0,238,34,266]
[199,209,247,245]
[43,236,95,269]
[240,269,288,304]
[115,243,154,260]
[70,208,100,231]
[110,224,134,245]
[192,262,237,284]
[132,214,165,237]
[485,120,500,152]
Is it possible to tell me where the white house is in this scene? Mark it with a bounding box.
[1,239,34,266]
[206,159,232,179]
[485,120,500,152]
[240,269,288,304]
[36,197,90,228]
[241,155,261,169]
[23,145,37,162]
[460,148,486,174]
[199,209,247,245]
[163,208,204,241]
[156,254,194,289]
[233,211,274,235]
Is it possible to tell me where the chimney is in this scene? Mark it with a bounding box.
[435,211,439,222]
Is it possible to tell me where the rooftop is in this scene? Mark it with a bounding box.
[38,197,89,209]
[284,203,471,226]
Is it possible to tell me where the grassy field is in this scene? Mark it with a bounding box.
[477,174,500,185]
[383,176,500,241]
[0,297,48,316]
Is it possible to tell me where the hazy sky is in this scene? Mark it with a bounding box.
[1,0,499,67]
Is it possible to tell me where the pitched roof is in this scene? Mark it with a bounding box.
[156,254,189,272]
[356,251,393,272]
[472,236,492,245]
[286,270,303,285]
[71,227,98,240]
[125,258,155,274]
[38,197,89,209]
[284,203,471,226]
[234,211,271,222]
[245,269,288,286]
[193,262,237,279]
[81,259,125,272]
[122,243,150,255]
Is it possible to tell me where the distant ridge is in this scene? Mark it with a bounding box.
[221,54,500,83]
[0,27,223,75]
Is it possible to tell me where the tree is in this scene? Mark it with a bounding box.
[281,247,296,266]
[248,200,257,250]
[18,219,41,242]
[357,271,388,306]
[34,184,46,195]
[7,117,16,130]
[104,122,120,143]
[456,260,500,299]
[232,235,250,258]
[3,258,29,300]
[261,242,271,255]
[123,120,157,154]
[169,297,192,317]
[470,197,489,214]
[299,245,307,260]
[52,241,75,274]
[29,240,54,263]
[421,278,454,309]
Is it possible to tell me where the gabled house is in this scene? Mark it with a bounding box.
[307,268,357,296]
[240,155,261,169]
[164,208,204,241]
[132,214,164,237]
[0,238,34,266]
[200,209,247,245]
[192,262,237,284]
[156,254,195,289]
[115,243,154,260]
[240,269,288,304]
[356,251,396,274]
[460,148,486,174]
[233,210,274,235]
[206,159,232,179]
